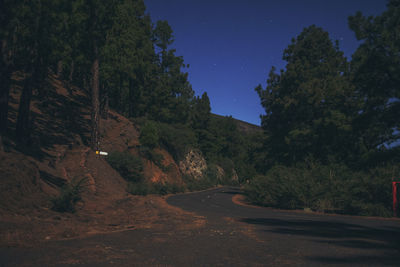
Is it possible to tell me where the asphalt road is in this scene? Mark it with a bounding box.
[1,186,400,266]
[168,186,400,266]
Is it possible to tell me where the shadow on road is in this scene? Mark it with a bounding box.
[219,190,242,195]
[239,217,400,265]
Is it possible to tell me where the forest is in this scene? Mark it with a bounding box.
[249,0,400,216]
[0,0,399,217]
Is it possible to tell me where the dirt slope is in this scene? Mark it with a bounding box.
[0,74,200,247]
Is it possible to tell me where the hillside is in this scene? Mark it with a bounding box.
[0,74,206,246]
[211,114,262,134]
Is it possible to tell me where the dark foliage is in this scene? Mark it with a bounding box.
[51,177,87,213]
[248,1,400,217]
[139,120,159,149]
[107,151,143,183]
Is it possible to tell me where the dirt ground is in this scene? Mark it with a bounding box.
[0,189,205,248]
[0,74,198,248]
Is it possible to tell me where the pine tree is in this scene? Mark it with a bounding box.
[349,0,400,152]
[84,0,118,150]
[256,25,355,165]
[0,0,16,137]
[150,20,194,123]
[14,0,55,144]
[102,0,155,118]
[191,92,211,130]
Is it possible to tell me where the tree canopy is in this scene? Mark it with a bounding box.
[256,25,355,165]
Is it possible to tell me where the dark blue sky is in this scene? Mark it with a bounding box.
[144,0,388,125]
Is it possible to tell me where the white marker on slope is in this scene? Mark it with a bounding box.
[96,151,108,156]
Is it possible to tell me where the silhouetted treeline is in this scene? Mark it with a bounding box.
[2,0,399,216]
[0,0,199,149]
[248,0,400,216]
[0,0,254,183]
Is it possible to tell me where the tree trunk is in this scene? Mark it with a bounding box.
[103,94,109,119]
[0,39,11,136]
[0,135,3,152]
[0,67,10,135]
[128,77,134,117]
[69,60,74,83]
[101,83,109,119]
[90,45,100,151]
[15,0,43,146]
[16,74,34,145]
[57,60,63,77]
[119,72,123,113]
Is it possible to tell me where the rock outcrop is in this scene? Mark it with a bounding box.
[179,149,207,180]
[215,165,239,183]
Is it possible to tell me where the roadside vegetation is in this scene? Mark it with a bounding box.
[246,1,400,217]
[51,177,88,213]
[1,1,399,217]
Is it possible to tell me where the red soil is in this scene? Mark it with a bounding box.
[0,74,203,247]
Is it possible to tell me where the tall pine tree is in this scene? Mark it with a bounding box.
[256,25,355,165]
[349,0,400,152]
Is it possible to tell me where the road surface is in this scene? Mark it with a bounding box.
[1,187,399,266]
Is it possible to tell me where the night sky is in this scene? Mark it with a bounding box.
[144,0,388,126]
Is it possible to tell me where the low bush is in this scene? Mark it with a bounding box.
[51,177,87,212]
[183,173,218,192]
[168,183,186,194]
[150,183,169,195]
[244,162,397,217]
[127,181,150,196]
[158,123,197,161]
[127,181,185,196]
[107,151,144,183]
[139,146,165,170]
[139,120,159,149]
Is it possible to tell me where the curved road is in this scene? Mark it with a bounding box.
[168,186,400,266]
[1,187,400,266]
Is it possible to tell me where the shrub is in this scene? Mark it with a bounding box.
[51,177,87,212]
[139,121,159,149]
[149,182,185,195]
[139,146,165,170]
[168,183,185,194]
[127,182,150,196]
[150,183,169,195]
[183,173,218,192]
[107,151,143,183]
[205,164,219,184]
[158,123,197,161]
[218,157,234,178]
[128,181,185,196]
[244,161,397,217]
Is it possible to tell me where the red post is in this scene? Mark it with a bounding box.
[393,182,398,217]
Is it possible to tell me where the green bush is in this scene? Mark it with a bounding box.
[151,183,169,195]
[139,146,165,170]
[51,177,87,212]
[343,165,395,217]
[150,182,185,195]
[244,162,396,217]
[183,173,218,192]
[181,162,240,191]
[205,164,219,184]
[169,183,185,194]
[218,157,234,178]
[128,181,185,196]
[139,121,159,149]
[210,159,241,186]
[107,151,143,183]
[127,181,150,196]
[164,163,176,173]
[158,123,197,161]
